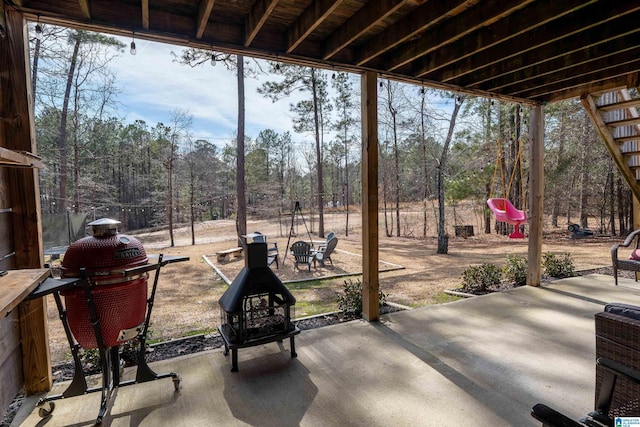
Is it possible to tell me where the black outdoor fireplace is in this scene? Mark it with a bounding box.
[218,242,300,371]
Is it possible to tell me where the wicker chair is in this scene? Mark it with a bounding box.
[611,229,640,286]
[531,303,640,426]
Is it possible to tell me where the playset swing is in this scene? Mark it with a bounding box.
[486,138,527,239]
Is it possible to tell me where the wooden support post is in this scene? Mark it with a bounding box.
[527,104,544,287]
[361,71,379,321]
[1,8,50,394]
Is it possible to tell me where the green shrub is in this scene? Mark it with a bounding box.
[336,278,386,316]
[461,263,502,292]
[503,254,528,286]
[542,252,576,278]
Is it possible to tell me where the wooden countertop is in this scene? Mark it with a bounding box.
[0,268,50,318]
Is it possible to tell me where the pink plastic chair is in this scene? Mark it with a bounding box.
[487,198,526,238]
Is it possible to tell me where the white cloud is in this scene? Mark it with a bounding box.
[111,38,305,146]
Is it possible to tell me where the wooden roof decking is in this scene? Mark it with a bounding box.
[10,0,640,104]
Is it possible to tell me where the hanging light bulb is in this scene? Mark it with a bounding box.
[211,51,216,66]
[35,16,42,41]
[130,32,137,55]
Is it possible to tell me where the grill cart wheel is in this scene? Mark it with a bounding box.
[37,401,55,418]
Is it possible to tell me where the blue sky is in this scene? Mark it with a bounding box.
[111,37,306,148]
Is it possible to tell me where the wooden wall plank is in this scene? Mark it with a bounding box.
[2,8,50,395]
[0,311,22,413]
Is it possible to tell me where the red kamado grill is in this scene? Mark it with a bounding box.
[61,218,149,348]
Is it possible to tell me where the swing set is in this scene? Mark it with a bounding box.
[486,138,527,239]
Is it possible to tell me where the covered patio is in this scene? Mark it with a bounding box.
[11,274,640,426]
[3,0,640,424]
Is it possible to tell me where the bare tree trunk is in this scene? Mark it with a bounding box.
[608,160,616,235]
[393,116,400,237]
[437,96,464,254]
[617,175,625,236]
[579,113,589,228]
[344,130,349,237]
[190,163,196,245]
[484,99,492,234]
[311,70,325,238]
[168,153,175,247]
[551,110,566,227]
[58,33,81,212]
[484,183,491,234]
[31,34,41,104]
[236,55,247,245]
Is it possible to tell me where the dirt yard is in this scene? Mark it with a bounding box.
[45,207,622,365]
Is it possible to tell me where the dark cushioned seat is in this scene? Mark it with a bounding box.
[604,303,640,321]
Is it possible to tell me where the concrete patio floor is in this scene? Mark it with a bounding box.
[13,274,640,426]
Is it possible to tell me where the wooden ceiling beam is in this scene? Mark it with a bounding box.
[355,0,473,66]
[286,0,341,54]
[512,61,640,100]
[244,0,279,47]
[322,0,405,60]
[196,0,215,39]
[141,0,149,30]
[427,2,640,83]
[385,0,534,72]
[484,33,640,93]
[464,15,640,90]
[411,0,593,79]
[78,0,91,19]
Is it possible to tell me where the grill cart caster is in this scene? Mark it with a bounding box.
[172,375,181,391]
[37,401,55,418]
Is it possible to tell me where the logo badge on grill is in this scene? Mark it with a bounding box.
[114,247,142,259]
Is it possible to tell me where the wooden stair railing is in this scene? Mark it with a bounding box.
[582,88,640,203]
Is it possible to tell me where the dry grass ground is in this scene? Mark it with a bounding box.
[45,207,621,365]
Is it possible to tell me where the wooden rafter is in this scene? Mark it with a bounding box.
[196,0,214,39]
[514,61,640,100]
[483,33,640,93]
[491,46,640,98]
[385,0,534,72]
[10,0,640,103]
[141,0,149,30]
[286,0,341,54]
[412,0,593,80]
[428,1,640,83]
[355,0,472,66]
[545,76,632,103]
[78,0,91,19]
[244,0,279,47]
[323,0,405,60]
